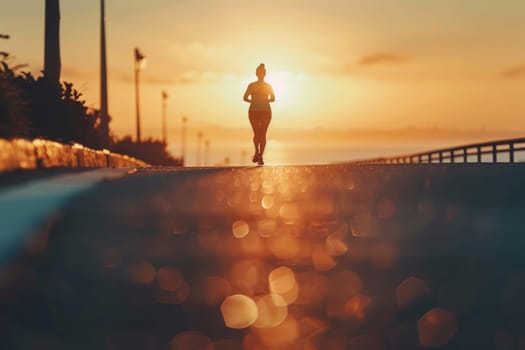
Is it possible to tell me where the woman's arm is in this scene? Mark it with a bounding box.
[243,85,251,103]
[268,85,275,103]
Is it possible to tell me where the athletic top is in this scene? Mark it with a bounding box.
[245,81,274,112]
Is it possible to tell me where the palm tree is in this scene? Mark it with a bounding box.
[44,0,61,83]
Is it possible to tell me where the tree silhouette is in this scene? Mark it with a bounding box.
[44,0,61,83]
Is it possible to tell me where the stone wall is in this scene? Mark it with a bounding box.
[0,138,147,172]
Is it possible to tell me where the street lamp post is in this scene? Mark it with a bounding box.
[134,47,146,143]
[204,140,210,166]
[181,116,188,165]
[100,0,109,148]
[197,131,203,166]
[161,90,168,144]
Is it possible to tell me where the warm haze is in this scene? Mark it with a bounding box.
[2,0,525,164]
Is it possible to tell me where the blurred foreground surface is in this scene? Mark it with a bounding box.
[2,164,525,350]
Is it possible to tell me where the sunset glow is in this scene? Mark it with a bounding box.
[3,0,525,165]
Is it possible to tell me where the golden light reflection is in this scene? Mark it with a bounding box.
[417,308,458,347]
[240,231,267,256]
[269,266,296,297]
[328,270,363,302]
[351,211,378,238]
[214,189,226,203]
[344,294,372,320]
[396,277,430,311]
[347,178,356,191]
[220,294,258,329]
[257,219,277,238]
[157,266,183,292]
[295,272,328,305]
[249,181,260,192]
[253,293,288,328]
[170,331,213,350]
[232,220,250,239]
[230,260,266,294]
[200,276,232,305]
[267,232,300,260]
[127,260,156,284]
[261,195,275,210]
[255,316,299,347]
[326,230,348,256]
[262,180,274,194]
[279,203,301,224]
[312,245,337,271]
[316,196,335,216]
[157,281,191,304]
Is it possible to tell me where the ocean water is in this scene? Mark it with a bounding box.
[174,140,457,166]
[172,138,525,167]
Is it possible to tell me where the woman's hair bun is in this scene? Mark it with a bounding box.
[256,63,266,75]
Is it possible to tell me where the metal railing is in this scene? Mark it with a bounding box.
[353,137,525,165]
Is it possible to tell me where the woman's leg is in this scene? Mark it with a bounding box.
[258,113,272,156]
[249,113,260,156]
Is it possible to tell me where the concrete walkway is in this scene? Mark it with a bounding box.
[1,164,525,350]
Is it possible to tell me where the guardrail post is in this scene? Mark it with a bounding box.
[450,150,455,163]
[427,154,432,163]
[439,152,443,163]
[493,145,497,162]
[418,155,422,163]
[477,146,481,163]
[510,143,515,163]
[463,148,468,163]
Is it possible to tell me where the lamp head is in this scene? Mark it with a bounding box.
[134,48,147,68]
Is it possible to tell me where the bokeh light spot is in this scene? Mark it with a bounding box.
[279,203,301,223]
[344,294,372,320]
[221,294,258,329]
[170,331,213,350]
[269,266,297,296]
[256,316,299,347]
[396,277,430,311]
[418,308,458,347]
[127,260,156,284]
[157,266,184,292]
[326,231,348,256]
[312,246,337,271]
[232,220,250,239]
[268,233,300,260]
[253,293,288,328]
[261,195,275,209]
[257,219,277,238]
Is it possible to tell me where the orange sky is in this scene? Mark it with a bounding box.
[2,0,525,164]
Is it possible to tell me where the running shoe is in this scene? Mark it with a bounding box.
[252,152,259,163]
[258,156,264,166]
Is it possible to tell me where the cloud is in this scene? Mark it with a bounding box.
[116,70,232,86]
[357,53,409,66]
[62,65,94,80]
[167,41,230,73]
[502,65,525,79]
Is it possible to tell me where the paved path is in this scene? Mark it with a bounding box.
[1,164,525,350]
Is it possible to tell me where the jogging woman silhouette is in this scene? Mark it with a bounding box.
[243,63,275,165]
